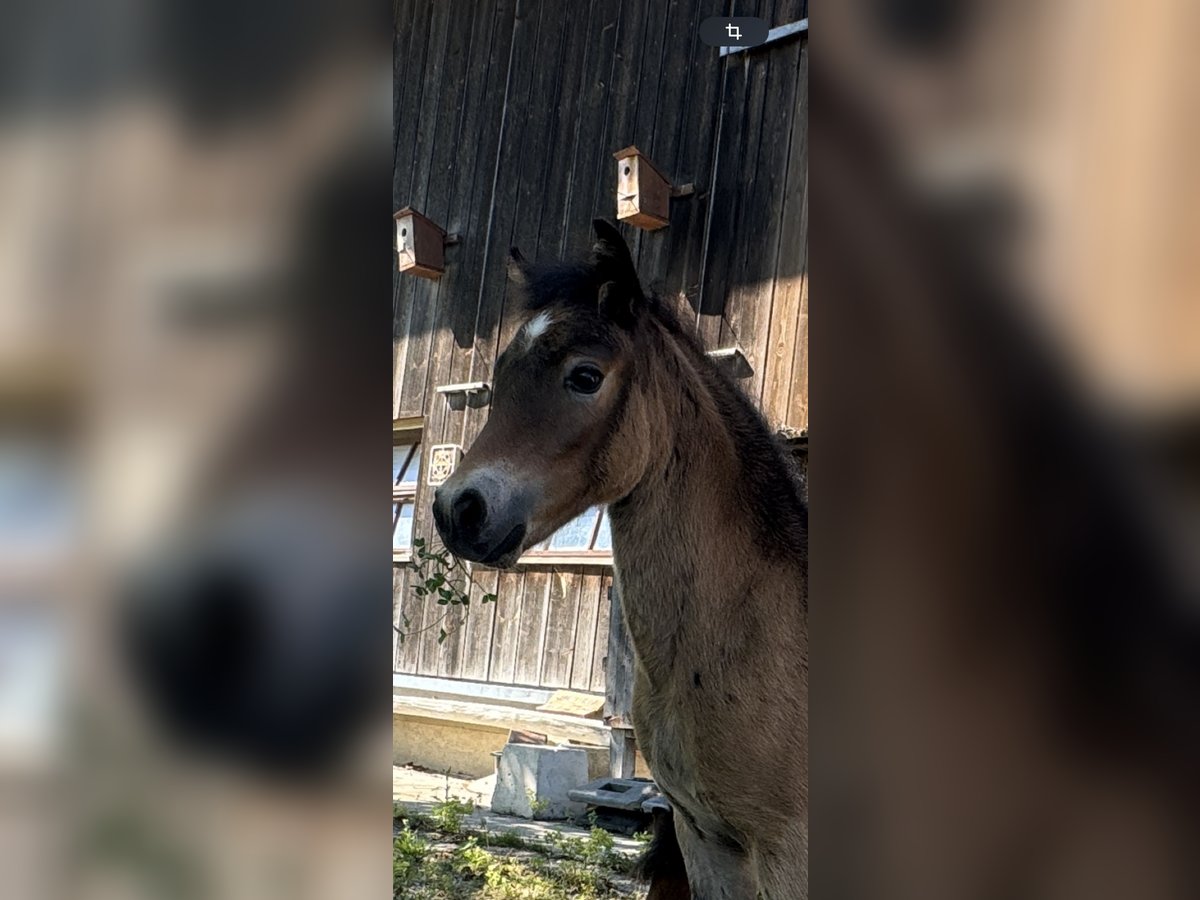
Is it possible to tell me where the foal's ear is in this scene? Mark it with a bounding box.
[598,281,638,329]
[506,247,529,287]
[591,219,643,298]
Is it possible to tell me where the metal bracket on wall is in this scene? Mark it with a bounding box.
[707,346,754,378]
[436,381,491,410]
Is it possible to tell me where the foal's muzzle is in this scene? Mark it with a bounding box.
[433,471,531,567]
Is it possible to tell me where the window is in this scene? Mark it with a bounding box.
[393,441,421,560]
[520,505,613,564]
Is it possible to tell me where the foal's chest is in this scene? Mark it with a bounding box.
[631,670,748,845]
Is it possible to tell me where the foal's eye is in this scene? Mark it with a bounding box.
[565,364,604,395]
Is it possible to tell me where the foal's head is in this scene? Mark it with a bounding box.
[433,220,667,567]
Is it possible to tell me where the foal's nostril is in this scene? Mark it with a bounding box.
[432,496,448,535]
[452,489,487,537]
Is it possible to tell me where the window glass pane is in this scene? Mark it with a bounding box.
[548,507,601,550]
[593,509,612,551]
[392,502,414,550]
[393,444,420,485]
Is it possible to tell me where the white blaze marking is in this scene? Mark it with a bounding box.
[522,311,553,346]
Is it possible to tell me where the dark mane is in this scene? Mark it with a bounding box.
[655,308,808,567]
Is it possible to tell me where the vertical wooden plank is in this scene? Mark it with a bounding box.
[393,0,432,207]
[561,0,622,258]
[416,0,514,447]
[662,0,730,328]
[394,282,440,420]
[711,0,775,360]
[603,0,654,170]
[584,0,652,243]
[609,728,638,779]
[392,0,415,416]
[392,4,409,166]
[404,0,512,672]
[621,0,672,263]
[395,0,473,420]
[590,572,615,692]
[432,569,471,678]
[539,569,585,688]
[784,42,809,432]
[632,0,706,285]
[449,0,545,450]
[628,0,672,150]
[569,571,603,691]
[488,570,527,684]
[513,571,552,685]
[400,1,505,675]
[396,563,426,674]
[787,247,809,431]
[762,39,809,428]
[603,581,637,774]
[392,280,411,419]
[495,0,571,352]
[603,583,635,722]
[419,6,505,679]
[408,2,453,216]
[457,566,500,681]
[695,27,751,348]
[393,0,434,418]
[393,564,406,671]
[532,2,591,259]
[721,10,805,406]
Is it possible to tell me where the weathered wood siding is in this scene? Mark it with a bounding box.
[394,0,807,688]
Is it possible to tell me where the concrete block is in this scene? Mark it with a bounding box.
[490,743,590,820]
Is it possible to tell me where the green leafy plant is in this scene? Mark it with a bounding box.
[428,797,475,835]
[393,812,636,898]
[392,826,429,884]
[542,825,629,873]
[397,537,497,645]
[526,790,551,818]
[451,837,493,877]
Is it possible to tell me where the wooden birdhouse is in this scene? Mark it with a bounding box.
[614,146,670,230]
[394,206,446,279]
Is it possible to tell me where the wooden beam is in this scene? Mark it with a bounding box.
[609,727,637,779]
[604,584,635,727]
[393,694,611,747]
[393,416,424,437]
[517,554,614,568]
[392,673,556,706]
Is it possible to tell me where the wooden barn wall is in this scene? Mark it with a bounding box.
[393,0,807,689]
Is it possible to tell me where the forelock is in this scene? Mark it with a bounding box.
[518,261,601,312]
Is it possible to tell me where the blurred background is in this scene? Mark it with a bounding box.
[0,0,390,897]
[813,2,1200,899]
[1,0,1198,898]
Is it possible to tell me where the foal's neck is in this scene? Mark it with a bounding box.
[608,322,779,677]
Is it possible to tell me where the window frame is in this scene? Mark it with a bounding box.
[393,427,422,563]
[518,505,614,567]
